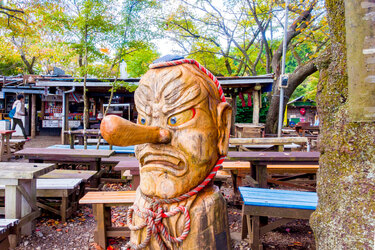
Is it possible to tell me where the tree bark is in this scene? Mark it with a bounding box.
[310,1,375,248]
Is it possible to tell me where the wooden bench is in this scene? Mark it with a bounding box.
[267,164,319,174]
[239,187,317,250]
[0,219,19,249]
[229,137,309,152]
[39,169,97,196]
[75,138,107,144]
[267,164,319,191]
[9,139,26,154]
[15,148,115,189]
[47,145,135,154]
[113,160,140,190]
[79,191,136,249]
[101,156,137,166]
[0,130,16,161]
[35,179,84,223]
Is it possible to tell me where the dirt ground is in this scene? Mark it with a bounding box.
[12,135,316,250]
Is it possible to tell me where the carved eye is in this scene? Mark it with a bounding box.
[167,108,195,127]
[138,117,147,125]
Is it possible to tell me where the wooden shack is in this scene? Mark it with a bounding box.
[286,96,317,126]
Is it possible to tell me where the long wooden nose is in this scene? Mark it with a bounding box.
[100,115,171,147]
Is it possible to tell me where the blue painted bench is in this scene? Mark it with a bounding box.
[239,187,317,250]
[48,145,135,154]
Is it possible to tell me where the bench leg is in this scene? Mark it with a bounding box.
[250,216,263,250]
[241,213,249,240]
[61,197,68,223]
[93,204,110,249]
[131,176,140,190]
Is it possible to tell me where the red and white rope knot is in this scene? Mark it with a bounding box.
[125,203,190,250]
[125,156,225,250]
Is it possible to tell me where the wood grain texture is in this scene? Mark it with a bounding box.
[229,137,308,145]
[0,163,55,179]
[15,148,114,158]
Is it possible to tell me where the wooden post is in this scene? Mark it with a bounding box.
[253,90,260,125]
[41,99,45,119]
[85,94,89,129]
[61,92,69,144]
[99,97,104,115]
[31,94,36,138]
[93,98,97,117]
[231,92,237,136]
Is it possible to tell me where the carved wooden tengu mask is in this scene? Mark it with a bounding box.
[101,62,232,199]
[101,57,232,249]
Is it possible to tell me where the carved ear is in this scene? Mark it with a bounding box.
[217,102,232,155]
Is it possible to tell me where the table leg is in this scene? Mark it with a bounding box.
[252,164,267,188]
[5,134,11,160]
[61,197,68,223]
[69,134,74,149]
[230,170,239,197]
[0,135,5,161]
[20,179,37,235]
[93,204,108,249]
[5,184,21,246]
[89,159,102,188]
[5,185,22,219]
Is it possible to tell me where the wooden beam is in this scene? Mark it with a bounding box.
[252,91,259,125]
[61,92,69,144]
[259,218,294,235]
[230,92,238,136]
[229,137,308,145]
[31,94,36,138]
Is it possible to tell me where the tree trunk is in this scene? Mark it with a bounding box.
[265,3,317,133]
[265,60,318,133]
[20,54,35,74]
[310,1,375,248]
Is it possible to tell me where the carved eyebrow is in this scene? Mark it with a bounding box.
[162,82,202,114]
[134,85,152,115]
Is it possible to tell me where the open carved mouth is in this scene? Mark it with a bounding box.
[140,154,187,176]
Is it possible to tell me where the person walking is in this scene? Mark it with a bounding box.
[11,94,30,141]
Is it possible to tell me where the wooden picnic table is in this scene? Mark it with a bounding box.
[39,169,97,198]
[15,148,114,170]
[113,159,140,190]
[227,151,320,191]
[229,137,309,152]
[0,162,55,245]
[64,129,101,149]
[15,148,115,188]
[0,130,16,161]
[39,169,97,181]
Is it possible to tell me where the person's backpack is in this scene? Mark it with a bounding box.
[9,107,16,119]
